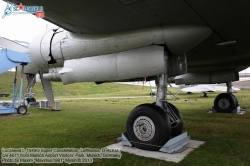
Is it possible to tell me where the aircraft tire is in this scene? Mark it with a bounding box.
[17,105,27,115]
[30,98,36,102]
[24,98,30,106]
[152,102,183,137]
[214,93,237,113]
[231,94,239,107]
[126,104,171,151]
[167,103,184,137]
[24,98,36,106]
[149,92,155,96]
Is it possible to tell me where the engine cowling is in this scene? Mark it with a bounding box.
[28,27,65,72]
[169,70,239,84]
[59,45,167,84]
[43,68,62,82]
[28,25,211,74]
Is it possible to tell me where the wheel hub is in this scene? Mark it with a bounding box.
[19,107,26,114]
[133,116,155,141]
[218,98,230,109]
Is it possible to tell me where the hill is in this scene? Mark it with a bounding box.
[0,71,152,99]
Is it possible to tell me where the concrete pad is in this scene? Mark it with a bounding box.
[237,111,246,114]
[207,110,246,114]
[106,140,204,163]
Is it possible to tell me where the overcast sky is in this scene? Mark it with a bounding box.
[0,0,51,42]
[0,0,249,73]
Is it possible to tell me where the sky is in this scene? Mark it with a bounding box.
[0,0,250,73]
[0,0,51,42]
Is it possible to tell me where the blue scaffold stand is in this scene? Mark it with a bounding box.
[0,48,31,115]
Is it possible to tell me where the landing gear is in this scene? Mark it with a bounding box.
[25,74,37,106]
[126,104,171,151]
[213,81,239,113]
[24,96,36,106]
[202,92,208,97]
[213,93,238,113]
[126,74,184,151]
[165,102,183,137]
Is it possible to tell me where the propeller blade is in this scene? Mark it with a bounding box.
[0,37,29,53]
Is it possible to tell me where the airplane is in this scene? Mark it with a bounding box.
[1,0,250,151]
[181,84,240,97]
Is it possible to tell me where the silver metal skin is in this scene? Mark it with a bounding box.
[59,45,167,84]
[171,70,239,85]
[43,68,62,82]
[226,81,233,93]
[28,26,211,73]
[156,74,167,108]
[5,0,250,84]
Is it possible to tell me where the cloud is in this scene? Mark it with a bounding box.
[0,0,51,42]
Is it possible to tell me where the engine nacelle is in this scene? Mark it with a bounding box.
[28,25,211,74]
[29,27,65,72]
[170,70,239,85]
[59,45,167,84]
[43,68,62,82]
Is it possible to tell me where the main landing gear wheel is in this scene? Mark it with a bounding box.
[17,105,27,115]
[152,102,183,137]
[24,98,36,106]
[214,93,238,113]
[126,104,171,151]
[165,103,183,137]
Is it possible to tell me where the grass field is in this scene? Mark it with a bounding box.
[0,72,153,100]
[1,72,250,166]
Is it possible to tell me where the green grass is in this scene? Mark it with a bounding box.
[1,71,250,165]
[0,72,153,100]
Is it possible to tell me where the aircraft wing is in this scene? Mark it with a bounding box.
[2,1,247,142]
[4,0,250,74]
[181,84,240,93]
[215,85,240,91]
[181,85,215,93]
[3,0,209,34]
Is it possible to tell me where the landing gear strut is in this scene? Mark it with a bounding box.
[126,74,184,151]
[24,74,37,106]
[213,81,239,113]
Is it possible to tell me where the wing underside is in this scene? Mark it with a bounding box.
[3,0,250,73]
